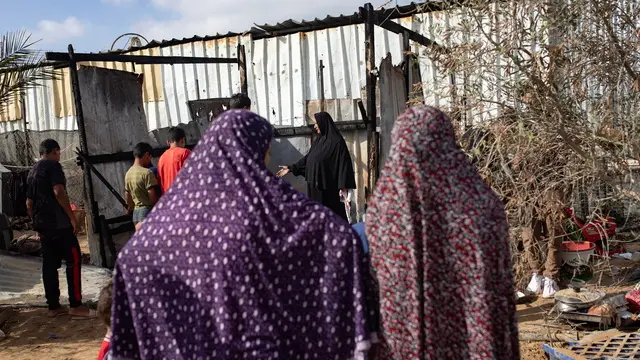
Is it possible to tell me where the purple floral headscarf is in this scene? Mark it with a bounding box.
[110,110,373,360]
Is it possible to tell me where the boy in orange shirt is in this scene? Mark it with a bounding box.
[158,127,191,194]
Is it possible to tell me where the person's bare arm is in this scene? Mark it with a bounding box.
[147,189,159,206]
[53,184,78,234]
[125,191,135,214]
[145,171,159,206]
[26,198,33,218]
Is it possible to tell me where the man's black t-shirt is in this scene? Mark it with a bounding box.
[27,159,72,232]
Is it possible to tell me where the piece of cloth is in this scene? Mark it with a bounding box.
[110,110,374,360]
[290,112,356,191]
[158,147,191,193]
[132,207,151,225]
[124,166,157,209]
[97,335,111,360]
[26,159,72,232]
[522,215,565,280]
[41,228,82,310]
[352,222,369,254]
[367,106,519,360]
[308,185,348,222]
[340,189,353,223]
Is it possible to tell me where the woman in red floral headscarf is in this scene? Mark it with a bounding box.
[367,106,519,360]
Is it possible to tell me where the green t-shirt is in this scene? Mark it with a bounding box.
[125,165,157,209]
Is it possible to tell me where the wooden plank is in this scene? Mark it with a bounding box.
[47,52,238,65]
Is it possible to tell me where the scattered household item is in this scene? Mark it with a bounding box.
[625,290,640,313]
[9,234,41,255]
[561,241,596,267]
[10,216,32,231]
[564,207,621,256]
[555,288,606,310]
[612,252,640,263]
[526,272,544,294]
[543,277,559,298]
[588,303,616,317]
[561,264,594,284]
[544,332,640,359]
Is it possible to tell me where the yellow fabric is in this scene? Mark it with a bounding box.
[124,166,156,209]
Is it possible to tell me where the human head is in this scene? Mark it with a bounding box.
[313,112,335,136]
[133,142,153,167]
[39,139,61,162]
[167,127,187,148]
[229,93,251,110]
[97,279,113,329]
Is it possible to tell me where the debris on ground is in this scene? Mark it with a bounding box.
[9,234,41,255]
[9,217,32,232]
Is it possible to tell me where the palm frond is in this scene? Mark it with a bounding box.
[0,30,57,116]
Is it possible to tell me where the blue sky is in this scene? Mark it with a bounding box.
[1,0,412,53]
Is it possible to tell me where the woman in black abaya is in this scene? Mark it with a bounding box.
[276,112,356,221]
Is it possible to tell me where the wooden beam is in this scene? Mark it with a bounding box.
[237,45,248,95]
[46,52,238,65]
[374,17,446,52]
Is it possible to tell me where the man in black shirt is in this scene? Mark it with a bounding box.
[27,139,96,318]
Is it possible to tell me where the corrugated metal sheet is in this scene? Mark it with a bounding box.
[0,16,419,132]
[0,6,499,216]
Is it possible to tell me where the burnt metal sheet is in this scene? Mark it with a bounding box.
[187,98,231,135]
[78,66,154,266]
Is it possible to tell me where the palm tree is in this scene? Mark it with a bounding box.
[0,30,55,114]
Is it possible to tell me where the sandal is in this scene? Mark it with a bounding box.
[70,308,98,320]
[47,308,68,318]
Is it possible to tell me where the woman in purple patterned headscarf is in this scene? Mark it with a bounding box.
[109,110,374,360]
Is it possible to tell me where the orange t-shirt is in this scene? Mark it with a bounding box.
[158,147,191,193]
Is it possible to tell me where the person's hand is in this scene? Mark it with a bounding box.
[276,166,290,178]
[70,216,79,235]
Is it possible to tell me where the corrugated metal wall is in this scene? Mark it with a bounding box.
[0,10,501,219]
[0,16,422,132]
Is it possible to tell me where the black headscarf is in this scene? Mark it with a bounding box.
[290,112,356,190]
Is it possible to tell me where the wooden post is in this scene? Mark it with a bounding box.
[319,60,326,112]
[403,31,413,104]
[363,3,378,196]
[238,44,248,96]
[20,94,31,166]
[68,44,106,268]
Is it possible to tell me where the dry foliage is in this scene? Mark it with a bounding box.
[414,0,640,285]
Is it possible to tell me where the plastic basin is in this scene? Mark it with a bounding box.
[561,241,595,267]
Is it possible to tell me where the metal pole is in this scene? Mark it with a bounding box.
[363,3,378,196]
[319,60,325,112]
[67,44,107,267]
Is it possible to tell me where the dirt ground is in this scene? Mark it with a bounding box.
[0,308,105,360]
[1,242,637,359]
[0,307,551,360]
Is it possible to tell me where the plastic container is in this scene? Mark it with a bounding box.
[560,241,595,267]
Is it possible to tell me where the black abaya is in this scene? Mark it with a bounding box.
[289,112,356,221]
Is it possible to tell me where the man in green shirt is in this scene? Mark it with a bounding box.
[125,142,159,228]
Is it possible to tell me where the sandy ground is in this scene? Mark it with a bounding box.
[0,239,637,359]
[0,308,105,360]
[0,306,552,360]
